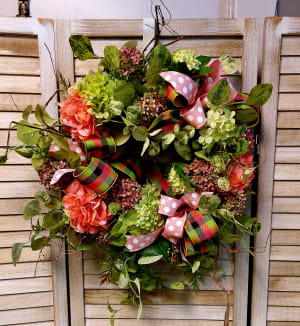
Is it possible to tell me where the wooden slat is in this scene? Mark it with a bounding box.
[0,231,31,247]
[267,322,300,326]
[282,36,300,56]
[273,182,300,196]
[274,165,300,180]
[270,261,300,276]
[3,151,31,165]
[272,214,300,229]
[160,19,245,36]
[85,304,232,320]
[269,292,300,306]
[86,320,233,326]
[0,246,51,264]
[0,93,42,111]
[269,277,300,291]
[71,19,143,36]
[8,323,54,326]
[163,38,243,57]
[0,306,54,325]
[0,130,20,146]
[0,36,39,57]
[272,230,300,245]
[251,16,281,326]
[0,75,40,93]
[277,112,300,129]
[0,261,52,280]
[271,245,300,261]
[273,198,300,213]
[281,57,300,74]
[0,277,52,295]
[0,198,34,215]
[277,130,300,146]
[278,93,300,111]
[0,112,38,129]
[0,292,53,311]
[275,148,300,163]
[0,57,40,75]
[85,289,233,305]
[0,182,43,198]
[84,274,233,291]
[0,215,39,231]
[0,166,38,181]
[267,306,300,321]
[280,75,300,93]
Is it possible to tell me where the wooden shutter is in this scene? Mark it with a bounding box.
[55,18,259,326]
[251,17,300,326]
[0,18,68,326]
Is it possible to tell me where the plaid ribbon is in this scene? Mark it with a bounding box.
[83,137,116,159]
[148,110,179,131]
[166,85,186,107]
[151,169,170,194]
[74,157,118,194]
[183,238,216,256]
[184,210,218,246]
[111,160,141,181]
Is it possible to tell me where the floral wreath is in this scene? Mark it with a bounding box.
[1,35,272,322]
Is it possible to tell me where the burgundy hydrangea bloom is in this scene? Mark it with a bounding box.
[111,178,142,210]
[119,46,144,77]
[140,92,168,126]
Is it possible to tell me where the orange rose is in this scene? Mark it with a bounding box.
[227,153,255,192]
[63,180,109,234]
[59,87,97,142]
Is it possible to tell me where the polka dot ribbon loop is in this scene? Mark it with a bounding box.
[162,213,187,244]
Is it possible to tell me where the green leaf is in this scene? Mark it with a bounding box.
[53,150,80,168]
[220,54,238,75]
[111,219,127,237]
[236,139,249,156]
[0,154,7,164]
[69,35,96,61]
[103,45,120,72]
[138,255,163,265]
[173,163,194,186]
[162,133,176,150]
[23,199,40,220]
[217,177,230,191]
[174,140,193,161]
[12,242,25,266]
[113,81,135,107]
[31,153,45,171]
[133,277,141,295]
[218,222,241,243]
[43,210,64,229]
[199,195,221,214]
[148,141,160,157]
[198,65,213,75]
[22,105,33,121]
[210,155,226,173]
[35,104,55,125]
[14,147,33,159]
[149,44,172,67]
[49,134,70,151]
[146,57,164,88]
[108,202,121,215]
[17,120,40,146]
[247,83,273,106]
[107,300,115,313]
[110,235,127,247]
[194,151,210,161]
[137,302,143,320]
[122,40,138,48]
[170,281,185,290]
[132,126,148,142]
[208,79,231,105]
[242,167,255,184]
[192,260,201,273]
[118,273,129,289]
[141,137,150,156]
[149,129,162,137]
[124,210,138,226]
[196,55,212,65]
[31,236,49,251]
[235,107,259,126]
[141,238,170,261]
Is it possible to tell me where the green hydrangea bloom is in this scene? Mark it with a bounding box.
[168,166,194,195]
[135,183,164,234]
[74,71,123,121]
[198,105,236,151]
[172,49,200,71]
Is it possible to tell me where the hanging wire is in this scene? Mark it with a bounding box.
[275,0,280,16]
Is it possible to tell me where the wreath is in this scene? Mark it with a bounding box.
[1,35,272,321]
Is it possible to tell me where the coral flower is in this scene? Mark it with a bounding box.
[59,87,97,142]
[63,179,109,234]
[227,153,255,192]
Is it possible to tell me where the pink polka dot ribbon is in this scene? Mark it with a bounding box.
[162,213,187,244]
[125,226,164,252]
[49,139,87,163]
[50,168,75,185]
[160,62,239,129]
